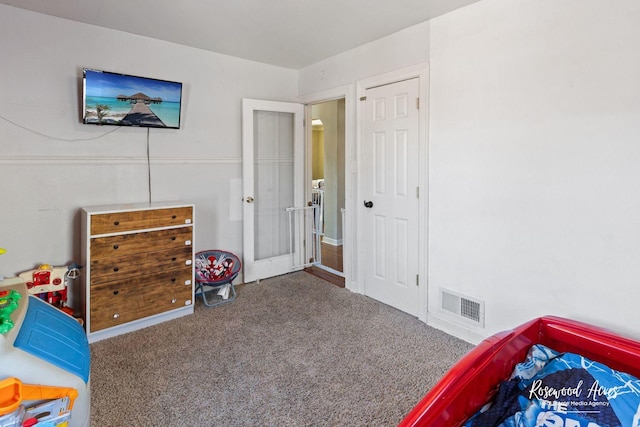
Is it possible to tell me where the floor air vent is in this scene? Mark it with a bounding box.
[441,289,484,327]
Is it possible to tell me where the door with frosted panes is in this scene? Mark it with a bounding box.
[242,99,305,283]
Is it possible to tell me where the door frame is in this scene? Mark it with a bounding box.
[299,85,356,292]
[356,63,429,322]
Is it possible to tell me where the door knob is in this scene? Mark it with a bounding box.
[364,200,373,208]
[245,197,254,203]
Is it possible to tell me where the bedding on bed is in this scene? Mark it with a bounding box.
[464,344,640,427]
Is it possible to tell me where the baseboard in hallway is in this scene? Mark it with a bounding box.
[304,266,345,288]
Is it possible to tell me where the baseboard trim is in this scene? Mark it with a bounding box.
[321,237,343,246]
[426,313,485,345]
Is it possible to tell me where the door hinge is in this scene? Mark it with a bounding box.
[416,187,420,198]
[416,274,419,287]
[359,96,367,101]
[416,98,420,110]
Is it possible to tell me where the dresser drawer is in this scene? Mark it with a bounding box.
[90,206,193,235]
[90,227,192,259]
[89,272,193,332]
[89,269,192,300]
[89,247,193,285]
[89,297,191,332]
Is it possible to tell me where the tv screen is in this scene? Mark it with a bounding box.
[83,68,182,129]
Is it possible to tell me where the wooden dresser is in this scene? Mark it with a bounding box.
[80,202,194,343]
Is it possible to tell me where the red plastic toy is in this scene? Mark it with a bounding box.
[17,264,80,313]
[398,316,640,427]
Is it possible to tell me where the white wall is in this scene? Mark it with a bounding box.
[299,0,640,342]
[0,5,298,308]
[4,1,640,342]
[428,0,640,340]
[298,21,430,95]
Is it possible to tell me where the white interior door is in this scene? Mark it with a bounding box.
[242,99,304,283]
[362,78,420,316]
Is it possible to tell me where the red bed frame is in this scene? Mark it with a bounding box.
[398,316,640,427]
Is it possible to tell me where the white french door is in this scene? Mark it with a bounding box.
[361,78,421,316]
[242,99,305,283]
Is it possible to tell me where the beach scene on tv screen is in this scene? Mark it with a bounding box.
[84,70,182,128]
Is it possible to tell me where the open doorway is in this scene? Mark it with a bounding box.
[309,99,345,278]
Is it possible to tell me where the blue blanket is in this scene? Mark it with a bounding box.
[464,344,640,427]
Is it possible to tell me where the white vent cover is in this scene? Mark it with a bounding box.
[440,288,484,327]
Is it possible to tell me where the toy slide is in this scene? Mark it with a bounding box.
[0,377,77,418]
[398,316,640,427]
[0,277,89,427]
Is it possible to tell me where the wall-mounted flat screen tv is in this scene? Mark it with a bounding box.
[83,68,183,129]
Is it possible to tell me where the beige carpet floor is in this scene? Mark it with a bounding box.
[89,271,472,426]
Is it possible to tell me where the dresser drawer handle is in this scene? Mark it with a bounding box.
[171,236,176,241]
[114,221,120,226]
[113,290,119,295]
[185,259,192,266]
[171,298,177,304]
[171,277,176,282]
[113,244,119,250]
[113,267,119,272]
[172,257,177,261]
[172,215,177,219]
[185,240,192,246]
[113,313,120,319]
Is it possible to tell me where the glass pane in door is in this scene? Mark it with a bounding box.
[253,110,294,261]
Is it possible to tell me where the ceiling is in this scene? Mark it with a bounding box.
[0,0,481,69]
